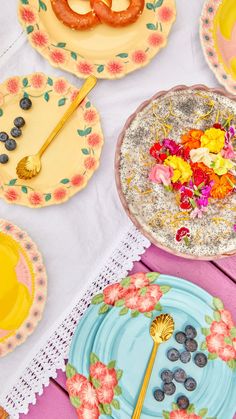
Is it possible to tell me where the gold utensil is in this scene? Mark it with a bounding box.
[132,313,174,419]
[16,75,97,180]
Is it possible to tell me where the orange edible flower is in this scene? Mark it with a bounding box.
[181,129,204,150]
[210,172,235,199]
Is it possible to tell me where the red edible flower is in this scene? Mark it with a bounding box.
[150,143,162,159]
[180,188,194,211]
[213,123,225,131]
[159,153,167,161]
[191,163,209,187]
[176,227,190,242]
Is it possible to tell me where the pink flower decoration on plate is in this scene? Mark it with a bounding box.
[53,187,67,201]
[107,60,124,75]
[220,309,234,329]
[170,410,188,419]
[149,164,173,186]
[206,332,225,353]
[103,283,122,305]
[137,295,156,313]
[124,292,139,310]
[80,381,98,408]
[77,61,94,75]
[6,77,20,94]
[148,33,164,47]
[50,49,66,64]
[96,387,114,404]
[83,109,97,124]
[100,369,118,389]
[66,374,87,397]
[147,284,162,300]
[71,174,85,187]
[28,192,43,206]
[158,6,174,22]
[70,89,79,102]
[19,6,36,24]
[218,345,235,361]
[76,405,100,419]
[88,133,102,148]
[90,362,107,380]
[30,73,46,89]
[210,320,229,335]
[130,272,149,289]
[4,188,20,202]
[31,30,49,48]
[53,78,68,94]
[131,50,147,64]
[84,156,97,170]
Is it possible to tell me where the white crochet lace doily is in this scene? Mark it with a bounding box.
[0,225,149,418]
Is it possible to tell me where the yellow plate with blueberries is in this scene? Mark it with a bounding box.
[0,219,47,357]
[18,0,176,79]
[0,73,103,208]
[200,0,236,95]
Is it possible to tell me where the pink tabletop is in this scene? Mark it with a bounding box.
[20,246,236,419]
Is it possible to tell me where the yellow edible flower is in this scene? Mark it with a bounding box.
[164,155,192,183]
[200,128,225,153]
[212,153,233,176]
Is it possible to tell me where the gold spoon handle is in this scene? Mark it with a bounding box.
[38,75,97,157]
[132,342,159,419]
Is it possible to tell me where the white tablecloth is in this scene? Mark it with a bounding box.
[0,0,221,416]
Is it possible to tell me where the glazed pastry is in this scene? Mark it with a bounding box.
[93,0,145,27]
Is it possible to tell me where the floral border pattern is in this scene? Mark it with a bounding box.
[0,219,47,357]
[66,353,123,418]
[0,73,104,208]
[200,0,236,95]
[163,402,217,419]
[200,297,236,370]
[18,0,176,79]
[91,272,171,318]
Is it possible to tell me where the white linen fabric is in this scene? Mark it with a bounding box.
[0,0,221,416]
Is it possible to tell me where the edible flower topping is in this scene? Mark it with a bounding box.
[200,127,225,153]
[164,156,193,183]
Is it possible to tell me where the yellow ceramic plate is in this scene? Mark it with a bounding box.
[200,0,236,95]
[18,0,176,79]
[0,219,47,357]
[0,73,103,208]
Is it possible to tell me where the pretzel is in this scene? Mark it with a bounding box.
[50,0,112,30]
[50,0,144,30]
[93,0,145,27]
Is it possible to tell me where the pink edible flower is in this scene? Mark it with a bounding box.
[221,142,236,159]
[190,206,208,219]
[163,138,181,155]
[149,164,173,186]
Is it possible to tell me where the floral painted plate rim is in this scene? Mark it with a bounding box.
[18,0,176,80]
[0,219,47,357]
[66,272,236,418]
[200,0,236,95]
[115,84,236,261]
[0,73,104,208]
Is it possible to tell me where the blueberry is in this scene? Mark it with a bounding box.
[185,325,197,339]
[175,331,186,344]
[0,154,9,164]
[177,395,189,409]
[173,368,187,383]
[5,139,17,151]
[194,352,208,368]
[153,389,165,402]
[14,117,25,128]
[163,382,176,395]
[161,370,174,383]
[0,132,8,142]
[167,348,180,362]
[184,377,197,391]
[10,127,22,138]
[20,97,32,110]
[184,338,198,352]
[180,351,191,364]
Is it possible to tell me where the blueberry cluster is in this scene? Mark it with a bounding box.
[153,325,208,410]
[0,97,32,164]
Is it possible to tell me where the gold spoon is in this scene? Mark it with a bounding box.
[132,313,174,419]
[16,75,97,180]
